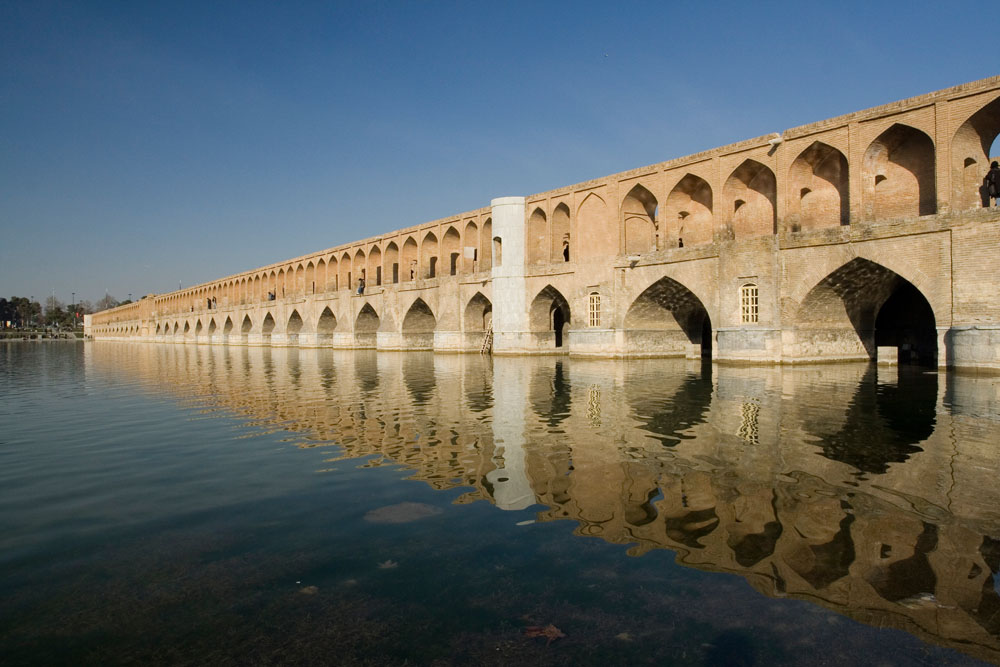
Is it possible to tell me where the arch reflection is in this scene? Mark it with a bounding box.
[87,344,1000,663]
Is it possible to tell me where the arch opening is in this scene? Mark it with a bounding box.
[529,285,571,350]
[623,276,713,358]
[286,310,303,342]
[355,303,380,348]
[317,307,337,342]
[402,298,437,349]
[795,257,937,366]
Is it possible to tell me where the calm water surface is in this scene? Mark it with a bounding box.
[2,342,1000,665]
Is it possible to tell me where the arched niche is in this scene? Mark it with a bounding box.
[463,221,479,274]
[551,203,571,262]
[787,142,849,230]
[383,241,400,284]
[951,95,1000,210]
[442,226,461,276]
[576,193,612,261]
[367,245,382,286]
[527,207,548,265]
[663,174,713,247]
[724,160,776,239]
[622,183,658,254]
[402,237,418,281]
[421,232,439,279]
[863,123,936,220]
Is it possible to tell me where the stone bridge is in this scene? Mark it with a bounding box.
[88,76,1000,371]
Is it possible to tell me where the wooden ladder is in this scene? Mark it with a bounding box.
[480,326,493,355]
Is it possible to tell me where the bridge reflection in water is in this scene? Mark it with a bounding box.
[87,344,1000,662]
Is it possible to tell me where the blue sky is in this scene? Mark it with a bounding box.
[0,0,993,305]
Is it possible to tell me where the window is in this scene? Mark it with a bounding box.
[588,292,601,327]
[740,283,758,324]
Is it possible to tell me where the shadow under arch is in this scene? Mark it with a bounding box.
[355,303,379,348]
[402,298,436,349]
[805,365,936,475]
[529,285,571,349]
[795,257,937,366]
[625,361,713,447]
[316,306,337,343]
[286,309,303,342]
[623,276,712,358]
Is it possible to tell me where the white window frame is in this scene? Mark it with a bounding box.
[588,292,601,327]
[740,283,759,324]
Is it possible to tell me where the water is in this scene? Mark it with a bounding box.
[2,342,1000,666]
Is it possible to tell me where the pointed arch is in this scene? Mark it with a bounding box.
[624,276,712,358]
[261,312,275,337]
[951,95,1000,210]
[240,314,253,335]
[577,192,612,261]
[326,255,338,291]
[294,263,305,296]
[286,309,303,336]
[315,258,326,293]
[481,218,493,271]
[463,220,479,273]
[384,241,400,284]
[464,292,493,332]
[724,159,776,239]
[664,174,713,247]
[340,252,352,291]
[355,302,380,347]
[788,142,849,230]
[529,285,572,348]
[794,257,937,365]
[316,306,337,339]
[421,231,439,278]
[353,248,367,285]
[367,244,382,286]
[402,298,437,349]
[195,319,203,336]
[223,316,233,335]
[207,318,217,335]
[400,236,418,281]
[305,261,315,295]
[527,207,548,264]
[622,183,658,254]
[551,203,571,262]
[442,225,461,275]
[863,123,936,220]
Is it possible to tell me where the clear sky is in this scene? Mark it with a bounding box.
[0,0,994,306]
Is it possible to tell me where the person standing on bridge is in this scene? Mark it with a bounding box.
[357,277,365,295]
[988,162,1000,206]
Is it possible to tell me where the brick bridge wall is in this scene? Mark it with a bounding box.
[88,76,1000,370]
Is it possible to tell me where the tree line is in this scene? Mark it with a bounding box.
[0,295,130,329]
